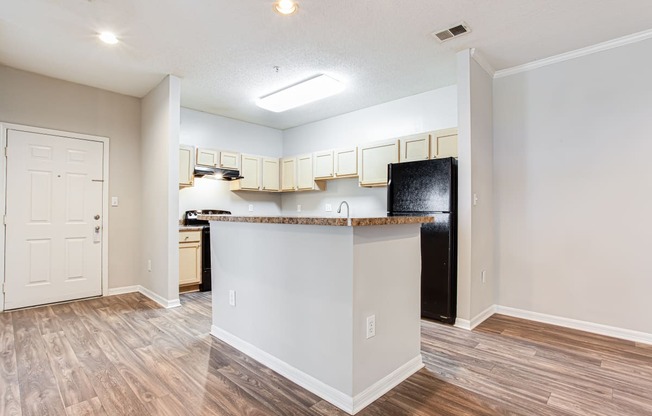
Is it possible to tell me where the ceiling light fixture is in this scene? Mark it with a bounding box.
[98,31,119,45]
[274,0,298,15]
[255,74,345,113]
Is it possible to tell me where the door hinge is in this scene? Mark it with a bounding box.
[4,146,7,158]
[2,283,5,294]
[2,215,5,225]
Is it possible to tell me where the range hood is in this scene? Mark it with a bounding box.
[193,166,243,181]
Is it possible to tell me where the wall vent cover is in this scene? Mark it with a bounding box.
[432,22,471,42]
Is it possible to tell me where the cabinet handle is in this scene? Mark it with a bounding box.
[184,236,189,240]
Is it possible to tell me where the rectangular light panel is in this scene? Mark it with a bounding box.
[255,74,345,113]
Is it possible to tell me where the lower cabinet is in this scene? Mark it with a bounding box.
[179,230,202,292]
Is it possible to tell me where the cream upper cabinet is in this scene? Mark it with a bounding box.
[233,154,261,191]
[399,133,430,162]
[296,154,315,190]
[179,145,194,187]
[334,147,358,177]
[358,139,399,187]
[261,157,280,191]
[220,151,240,170]
[313,150,334,180]
[429,128,458,159]
[281,157,297,191]
[196,148,219,167]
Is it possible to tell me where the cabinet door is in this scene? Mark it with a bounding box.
[313,150,334,179]
[261,157,280,191]
[220,151,240,170]
[358,139,399,186]
[334,147,357,177]
[296,154,314,190]
[399,133,430,162]
[196,148,219,167]
[430,128,458,159]
[239,154,261,190]
[179,145,194,187]
[179,241,201,286]
[281,157,297,191]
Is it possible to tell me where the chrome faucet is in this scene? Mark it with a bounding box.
[337,201,351,226]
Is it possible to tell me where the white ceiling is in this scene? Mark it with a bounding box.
[2,0,652,130]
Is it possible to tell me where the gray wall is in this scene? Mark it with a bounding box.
[456,51,495,323]
[140,75,181,304]
[493,38,652,333]
[0,65,142,290]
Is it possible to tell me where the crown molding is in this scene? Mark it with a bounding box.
[495,28,652,78]
[470,48,496,77]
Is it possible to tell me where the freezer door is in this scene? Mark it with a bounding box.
[420,213,456,323]
[387,158,455,214]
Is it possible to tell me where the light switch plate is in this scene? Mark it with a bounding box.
[111,196,119,207]
[325,203,332,212]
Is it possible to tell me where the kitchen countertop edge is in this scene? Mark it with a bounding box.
[197,214,434,227]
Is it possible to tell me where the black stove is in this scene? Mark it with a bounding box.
[184,209,231,226]
[183,210,231,292]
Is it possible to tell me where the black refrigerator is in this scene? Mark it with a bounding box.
[387,157,457,324]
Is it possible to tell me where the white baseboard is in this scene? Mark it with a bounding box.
[106,285,179,309]
[211,325,422,415]
[211,325,353,412]
[106,286,139,296]
[454,318,471,330]
[495,305,652,345]
[351,355,423,414]
[139,285,180,309]
[470,305,497,329]
[454,304,497,330]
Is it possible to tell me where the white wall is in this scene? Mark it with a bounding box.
[140,75,181,304]
[179,108,283,217]
[0,65,141,290]
[469,56,495,319]
[494,38,652,334]
[456,51,495,323]
[281,87,458,216]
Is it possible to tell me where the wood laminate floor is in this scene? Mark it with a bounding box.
[1,292,651,415]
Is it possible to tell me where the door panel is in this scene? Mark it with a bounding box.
[5,129,104,310]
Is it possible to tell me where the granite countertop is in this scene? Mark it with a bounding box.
[179,225,205,231]
[197,214,434,227]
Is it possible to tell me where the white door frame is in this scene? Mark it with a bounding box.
[0,123,110,312]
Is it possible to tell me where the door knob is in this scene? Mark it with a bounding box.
[95,226,101,232]
[94,215,100,220]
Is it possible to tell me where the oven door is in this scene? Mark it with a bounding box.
[199,226,212,292]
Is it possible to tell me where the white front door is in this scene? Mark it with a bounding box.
[4,129,104,310]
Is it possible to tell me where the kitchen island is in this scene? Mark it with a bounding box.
[198,214,433,414]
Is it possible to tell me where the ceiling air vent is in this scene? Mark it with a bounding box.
[432,22,471,42]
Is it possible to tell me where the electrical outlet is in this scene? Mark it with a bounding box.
[297,204,302,212]
[248,204,254,212]
[481,270,486,283]
[366,315,376,339]
[325,203,332,212]
[229,290,236,306]
[147,259,152,272]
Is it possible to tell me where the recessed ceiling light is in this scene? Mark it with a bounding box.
[256,74,345,113]
[98,32,119,45]
[274,0,298,15]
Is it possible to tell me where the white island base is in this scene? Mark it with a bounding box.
[207,218,428,414]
